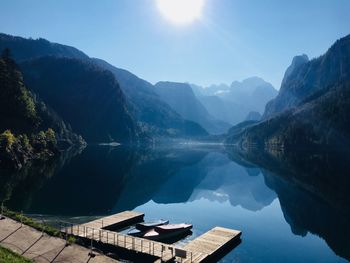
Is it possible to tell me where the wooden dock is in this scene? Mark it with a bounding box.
[63,211,241,263]
[183,227,242,262]
[79,211,144,230]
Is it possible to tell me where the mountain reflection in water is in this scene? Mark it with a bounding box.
[0,144,348,262]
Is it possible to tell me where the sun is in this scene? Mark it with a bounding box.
[156,0,205,25]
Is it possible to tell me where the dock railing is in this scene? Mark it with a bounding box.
[59,222,194,262]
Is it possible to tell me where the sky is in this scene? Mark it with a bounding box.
[0,0,350,89]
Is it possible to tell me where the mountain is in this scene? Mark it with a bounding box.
[0,52,66,168]
[154,81,231,134]
[245,111,262,122]
[227,77,278,113]
[0,49,84,147]
[264,35,350,118]
[33,96,85,148]
[226,34,350,150]
[0,33,88,61]
[0,51,38,134]
[228,81,350,149]
[192,83,231,97]
[192,77,277,125]
[0,33,139,143]
[0,33,207,139]
[20,56,139,143]
[280,54,309,87]
[196,94,250,126]
[92,59,208,137]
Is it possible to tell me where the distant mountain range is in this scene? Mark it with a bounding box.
[1,32,279,143]
[191,77,278,125]
[9,30,343,153]
[226,34,350,149]
[154,81,231,134]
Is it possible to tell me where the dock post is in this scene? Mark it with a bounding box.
[65,229,68,246]
[89,238,94,257]
[107,231,109,243]
[41,220,44,237]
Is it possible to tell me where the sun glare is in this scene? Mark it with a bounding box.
[156,0,205,25]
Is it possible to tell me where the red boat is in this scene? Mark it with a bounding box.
[142,223,193,241]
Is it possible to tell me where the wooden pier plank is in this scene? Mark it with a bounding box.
[79,211,144,230]
[183,227,241,262]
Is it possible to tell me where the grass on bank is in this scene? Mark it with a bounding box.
[2,208,63,238]
[2,208,76,245]
[0,246,33,263]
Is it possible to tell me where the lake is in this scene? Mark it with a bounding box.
[0,143,349,263]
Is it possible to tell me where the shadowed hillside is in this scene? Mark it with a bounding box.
[21,56,139,143]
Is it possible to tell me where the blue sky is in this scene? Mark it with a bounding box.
[1,0,349,89]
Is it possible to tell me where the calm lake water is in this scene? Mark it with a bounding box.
[1,143,349,262]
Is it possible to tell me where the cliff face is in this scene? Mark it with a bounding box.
[264,35,350,118]
[280,54,309,87]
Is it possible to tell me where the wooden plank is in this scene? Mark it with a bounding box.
[79,211,144,230]
[183,227,241,261]
[162,251,175,262]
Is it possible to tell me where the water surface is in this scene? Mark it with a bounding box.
[0,144,348,262]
